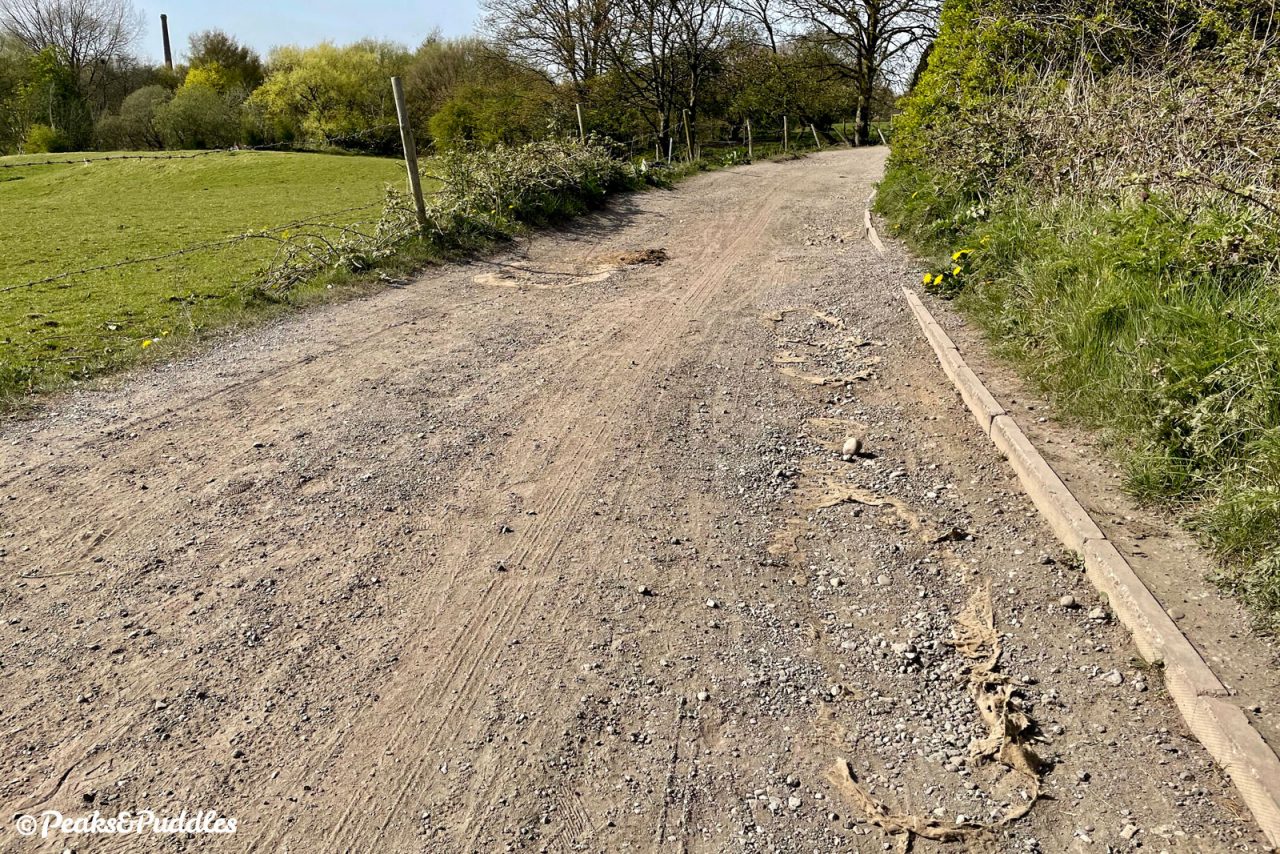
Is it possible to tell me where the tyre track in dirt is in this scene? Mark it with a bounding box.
[310,185,789,852]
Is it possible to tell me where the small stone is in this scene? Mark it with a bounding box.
[705,599,719,609]
[841,437,863,459]
[787,796,801,810]
[1167,608,1185,621]
[696,690,710,702]
[1088,607,1107,620]
[785,774,800,788]
[1059,595,1077,608]
[154,700,168,711]
[876,574,891,586]
[637,585,651,596]
[1120,823,1139,840]
[1101,670,1124,687]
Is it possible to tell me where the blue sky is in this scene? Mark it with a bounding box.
[135,1,483,63]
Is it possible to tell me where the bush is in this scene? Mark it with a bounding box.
[424,138,640,238]
[24,123,72,153]
[262,138,640,293]
[96,85,172,150]
[156,84,240,149]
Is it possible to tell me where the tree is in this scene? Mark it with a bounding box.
[249,41,410,151]
[24,44,92,146]
[784,0,937,142]
[0,0,142,87]
[0,32,29,151]
[187,29,264,93]
[105,82,168,147]
[482,0,614,95]
[607,0,736,154]
[155,83,237,149]
[402,35,490,132]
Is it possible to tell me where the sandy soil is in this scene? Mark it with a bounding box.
[0,149,1271,852]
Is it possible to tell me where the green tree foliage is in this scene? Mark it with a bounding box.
[423,49,558,148]
[402,35,492,131]
[155,83,238,149]
[0,33,30,151]
[23,120,70,151]
[725,37,858,127]
[22,45,91,148]
[249,41,410,151]
[187,29,265,93]
[94,82,168,148]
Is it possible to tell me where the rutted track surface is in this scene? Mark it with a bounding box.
[0,150,1268,851]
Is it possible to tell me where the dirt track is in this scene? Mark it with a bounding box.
[0,149,1270,852]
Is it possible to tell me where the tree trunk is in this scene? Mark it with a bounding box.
[856,79,874,145]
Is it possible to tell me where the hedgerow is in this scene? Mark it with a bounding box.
[262,137,642,290]
[878,0,1280,629]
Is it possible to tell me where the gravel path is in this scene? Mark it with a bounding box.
[0,149,1268,852]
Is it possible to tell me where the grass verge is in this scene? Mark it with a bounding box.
[876,165,1280,633]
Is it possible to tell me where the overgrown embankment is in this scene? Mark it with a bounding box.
[877,0,1280,628]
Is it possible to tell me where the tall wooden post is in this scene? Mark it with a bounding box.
[575,103,586,144]
[783,116,789,152]
[810,123,821,150]
[682,109,693,162]
[391,76,427,231]
[745,119,752,160]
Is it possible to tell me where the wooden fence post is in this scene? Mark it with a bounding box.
[783,116,789,152]
[391,76,427,231]
[683,109,694,162]
[810,123,821,150]
[745,118,753,160]
[576,103,586,144]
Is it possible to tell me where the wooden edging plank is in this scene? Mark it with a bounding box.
[902,285,1280,847]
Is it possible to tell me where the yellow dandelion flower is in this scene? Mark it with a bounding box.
[922,272,931,284]
[141,339,153,349]
[952,265,962,276]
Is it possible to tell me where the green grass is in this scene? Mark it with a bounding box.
[876,164,1280,632]
[0,149,411,404]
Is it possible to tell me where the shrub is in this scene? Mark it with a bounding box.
[24,123,72,153]
[424,137,640,237]
[262,138,640,292]
[156,84,240,149]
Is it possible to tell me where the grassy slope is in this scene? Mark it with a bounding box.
[0,150,407,402]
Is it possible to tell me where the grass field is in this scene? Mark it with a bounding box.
[0,150,409,405]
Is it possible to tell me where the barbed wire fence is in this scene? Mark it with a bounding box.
[0,124,403,170]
